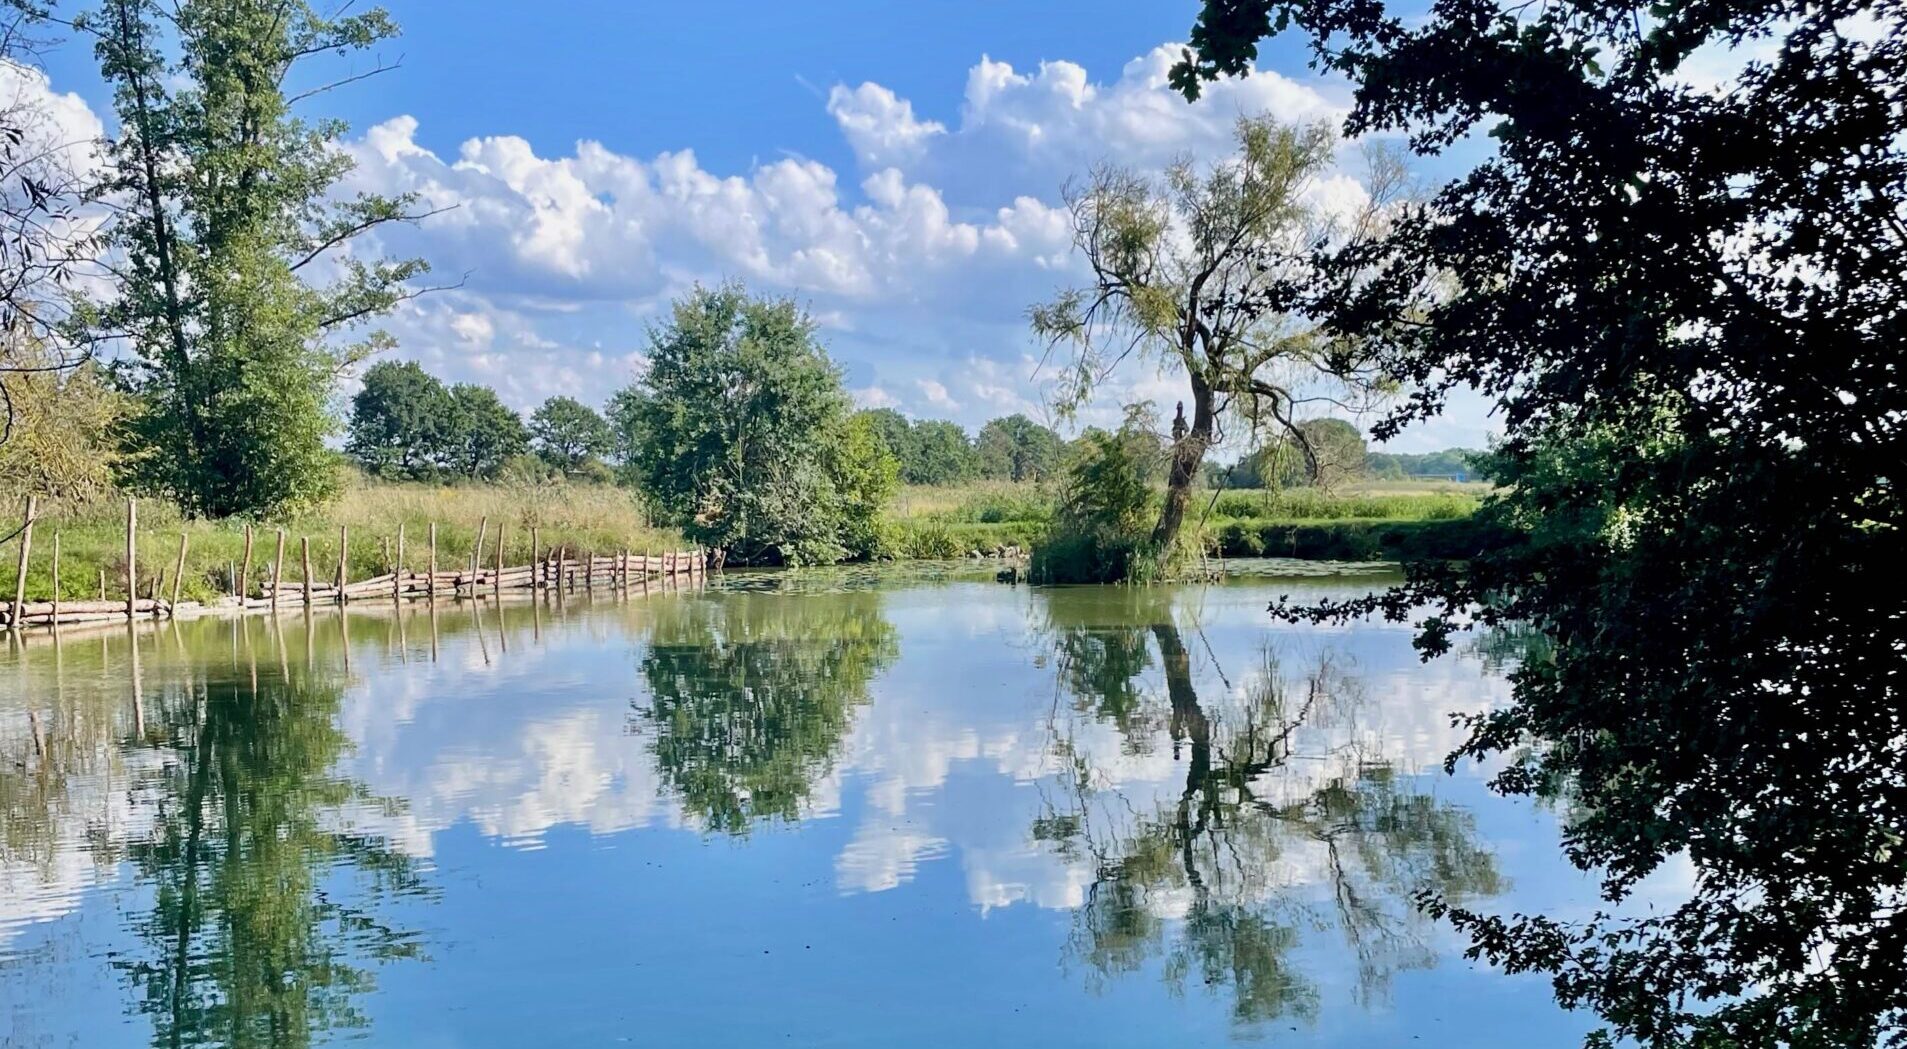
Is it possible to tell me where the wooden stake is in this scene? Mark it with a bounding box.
[395,522,406,600]
[98,567,106,601]
[239,525,254,599]
[301,537,313,608]
[271,529,286,611]
[12,494,36,617]
[472,516,488,597]
[337,525,349,604]
[494,522,505,598]
[170,531,187,610]
[428,522,438,599]
[530,526,541,589]
[125,499,137,620]
[50,531,59,624]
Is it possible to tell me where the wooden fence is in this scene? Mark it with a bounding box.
[0,497,709,632]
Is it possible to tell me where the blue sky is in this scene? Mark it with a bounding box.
[23,0,1494,452]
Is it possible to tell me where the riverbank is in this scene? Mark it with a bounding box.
[0,481,684,607]
[880,481,1500,561]
[0,478,1500,612]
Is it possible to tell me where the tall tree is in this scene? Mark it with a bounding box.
[1178,1,1907,1046]
[346,360,453,479]
[80,0,433,517]
[1030,116,1389,562]
[528,394,610,472]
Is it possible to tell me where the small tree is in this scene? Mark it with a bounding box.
[1031,406,1162,584]
[529,396,611,473]
[1030,116,1390,568]
[974,414,1064,482]
[620,284,892,565]
[347,361,454,479]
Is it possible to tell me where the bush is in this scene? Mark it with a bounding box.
[1030,421,1170,584]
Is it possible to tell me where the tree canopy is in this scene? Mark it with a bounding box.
[1178,0,1907,1045]
[1030,115,1389,563]
[80,0,432,517]
[974,413,1064,482]
[529,395,612,473]
[617,284,896,565]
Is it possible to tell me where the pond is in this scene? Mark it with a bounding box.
[0,561,1602,1047]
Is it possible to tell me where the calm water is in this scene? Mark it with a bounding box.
[0,562,1603,1047]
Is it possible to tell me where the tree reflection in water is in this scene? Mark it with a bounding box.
[2,618,428,1049]
[632,591,898,833]
[1033,591,1502,1029]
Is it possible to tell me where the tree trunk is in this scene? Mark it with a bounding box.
[1150,373,1215,554]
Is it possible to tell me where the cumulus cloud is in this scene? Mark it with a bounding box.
[15,43,1471,441]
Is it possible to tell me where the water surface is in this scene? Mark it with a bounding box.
[0,562,1598,1047]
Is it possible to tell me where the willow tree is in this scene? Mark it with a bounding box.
[1030,116,1387,563]
[79,0,434,517]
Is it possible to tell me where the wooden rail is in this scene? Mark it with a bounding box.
[0,496,709,632]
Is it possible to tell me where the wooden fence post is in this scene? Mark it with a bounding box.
[530,526,541,589]
[301,537,313,608]
[494,523,505,598]
[472,517,488,598]
[169,531,188,611]
[272,529,285,611]
[428,522,438,599]
[97,568,105,601]
[239,525,254,600]
[50,531,59,624]
[11,494,36,618]
[395,522,406,600]
[125,499,137,620]
[337,525,349,604]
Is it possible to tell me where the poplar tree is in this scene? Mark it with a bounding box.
[81,0,433,516]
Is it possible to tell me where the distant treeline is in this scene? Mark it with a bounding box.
[345,361,1077,489]
[1202,418,1484,489]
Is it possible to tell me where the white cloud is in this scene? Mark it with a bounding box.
[826,82,946,169]
[11,42,1484,445]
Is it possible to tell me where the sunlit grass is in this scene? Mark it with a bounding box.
[0,478,684,604]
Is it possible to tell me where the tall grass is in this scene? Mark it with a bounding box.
[0,478,683,604]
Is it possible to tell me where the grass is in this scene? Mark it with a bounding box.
[878,479,1491,561]
[0,478,684,605]
[0,477,1498,605]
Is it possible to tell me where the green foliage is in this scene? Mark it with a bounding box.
[123,649,426,1047]
[345,362,526,481]
[854,409,977,485]
[1033,597,1500,1022]
[619,284,892,565]
[1031,115,1377,554]
[634,592,899,833]
[529,395,611,472]
[1031,411,1169,584]
[81,0,429,518]
[1181,2,1907,1045]
[347,360,454,480]
[443,383,529,479]
[974,413,1064,482]
[0,336,127,501]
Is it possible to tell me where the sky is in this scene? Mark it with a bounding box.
[17,0,1499,452]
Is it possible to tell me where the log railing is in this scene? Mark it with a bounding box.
[0,496,709,631]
